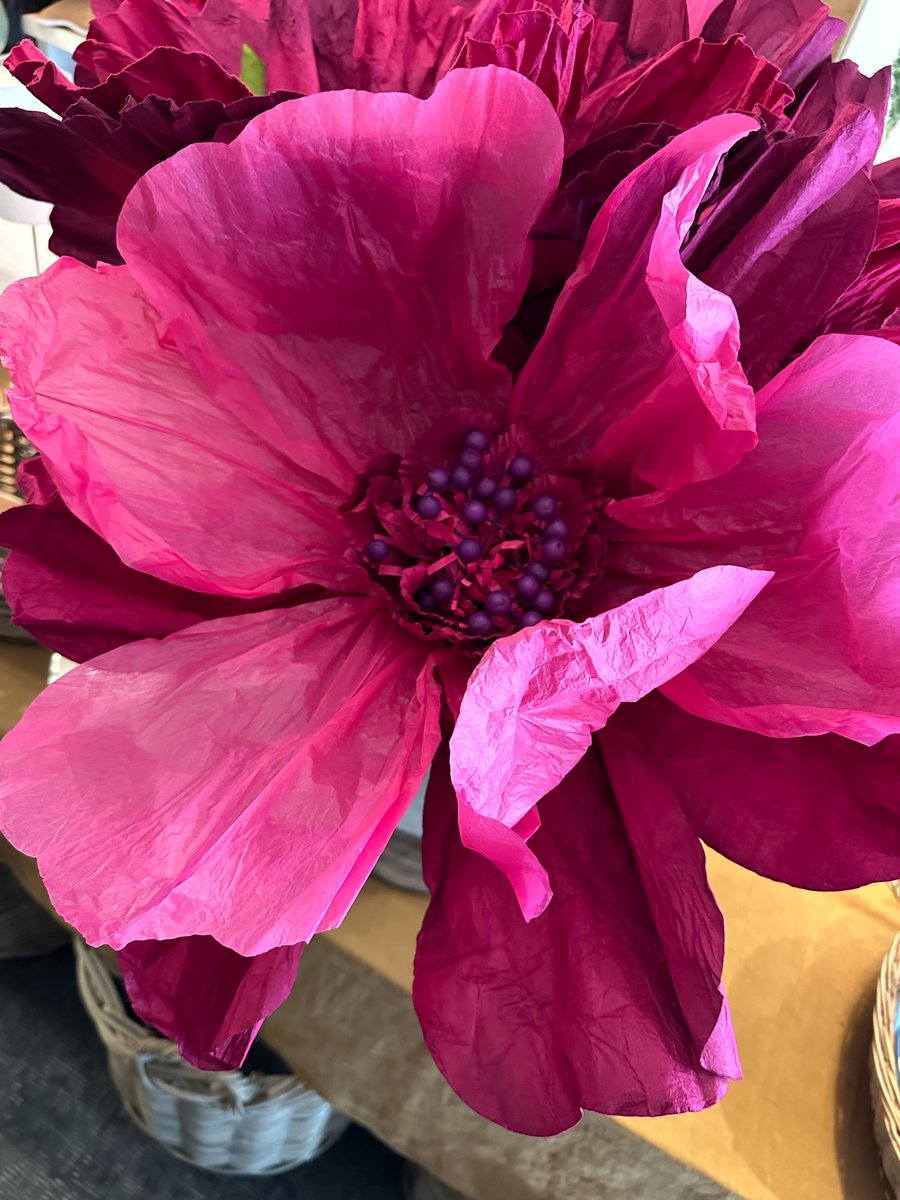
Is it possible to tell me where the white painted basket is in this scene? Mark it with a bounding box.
[73,938,350,1175]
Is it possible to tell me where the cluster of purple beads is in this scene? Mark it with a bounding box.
[368,429,571,638]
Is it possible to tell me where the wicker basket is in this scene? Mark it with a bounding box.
[872,931,900,1197]
[0,405,35,499]
[73,939,350,1175]
[0,403,36,641]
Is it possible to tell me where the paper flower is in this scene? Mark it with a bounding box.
[0,37,294,265]
[0,0,866,268]
[2,66,900,1134]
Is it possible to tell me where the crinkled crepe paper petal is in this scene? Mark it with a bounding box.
[459,0,600,131]
[700,0,838,83]
[614,694,900,890]
[119,937,302,1070]
[8,39,251,110]
[449,566,771,919]
[825,198,900,340]
[0,104,134,266]
[608,335,900,743]
[620,0,687,59]
[414,742,737,1134]
[690,62,887,387]
[350,0,471,94]
[875,159,900,199]
[512,113,758,496]
[587,35,791,138]
[0,42,285,266]
[77,0,269,83]
[0,458,294,662]
[117,70,563,495]
[295,0,359,90]
[265,0,320,92]
[0,598,442,955]
[0,260,359,599]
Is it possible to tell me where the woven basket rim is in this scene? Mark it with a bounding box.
[72,938,350,1175]
[872,931,900,1197]
[74,939,308,1103]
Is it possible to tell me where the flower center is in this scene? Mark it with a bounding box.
[344,416,605,645]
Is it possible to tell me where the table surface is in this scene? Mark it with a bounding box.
[0,639,894,1200]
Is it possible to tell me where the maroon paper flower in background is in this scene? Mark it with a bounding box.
[0,0,874,277]
[0,39,295,265]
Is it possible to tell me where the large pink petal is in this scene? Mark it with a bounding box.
[0,458,305,661]
[614,693,900,891]
[609,334,900,743]
[0,599,442,954]
[118,937,302,1069]
[414,742,737,1135]
[117,71,564,487]
[1,260,358,599]
[512,114,758,497]
[449,566,771,918]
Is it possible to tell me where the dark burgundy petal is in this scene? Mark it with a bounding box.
[414,742,737,1134]
[701,0,840,84]
[118,937,303,1070]
[0,458,305,661]
[613,693,900,892]
[687,61,888,386]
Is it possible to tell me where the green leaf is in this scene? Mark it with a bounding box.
[241,44,266,96]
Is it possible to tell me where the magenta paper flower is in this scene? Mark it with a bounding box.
[0,0,868,272]
[3,69,900,1135]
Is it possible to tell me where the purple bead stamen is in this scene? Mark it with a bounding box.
[468,610,495,636]
[417,493,443,520]
[533,588,555,614]
[431,577,454,603]
[485,590,512,615]
[457,537,482,564]
[459,447,483,471]
[544,517,570,540]
[515,574,541,601]
[427,467,450,492]
[474,476,498,500]
[366,538,390,563]
[532,494,559,521]
[526,561,550,581]
[417,587,440,613]
[542,537,568,564]
[508,455,534,484]
[465,429,491,451]
[450,465,474,491]
[520,611,542,628]
[462,499,488,526]
[493,486,517,513]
